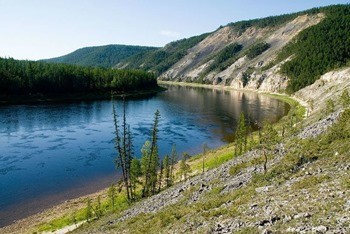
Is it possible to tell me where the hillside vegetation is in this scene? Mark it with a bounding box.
[43,5,350,94]
[138,5,350,94]
[277,5,350,92]
[118,33,210,75]
[0,57,157,97]
[2,5,350,233]
[43,44,158,68]
[15,70,348,233]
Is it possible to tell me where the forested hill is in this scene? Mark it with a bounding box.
[152,4,350,94]
[0,57,157,96]
[116,33,210,75]
[46,4,350,94]
[43,44,158,68]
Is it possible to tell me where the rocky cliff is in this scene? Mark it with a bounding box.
[159,14,324,93]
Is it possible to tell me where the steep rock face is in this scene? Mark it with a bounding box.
[160,26,268,81]
[159,14,324,92]
[294,67,350,114]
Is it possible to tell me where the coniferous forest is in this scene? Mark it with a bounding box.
[0,57,157,96]
[278,5,350,92]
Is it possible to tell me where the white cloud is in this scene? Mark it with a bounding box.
[160,30,181,38]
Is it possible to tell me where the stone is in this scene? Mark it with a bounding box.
[312,225,327,233]
[255,186,274,193]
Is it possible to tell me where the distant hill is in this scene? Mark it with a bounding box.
[115,33,210,75]
[44,5,350,94]
[43,44,158,68]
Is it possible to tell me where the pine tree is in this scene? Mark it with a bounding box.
[326,99,335,114]
[85,199,93,222]
[202,143,209,174]
[340,89,350,108]
[234,113,248,156]
[94,196,102,219]
[157,161,163,192]
[112,97,133,201]
[142,110,161,197]
[130,158,142,199]
[169,144,177,186]
[260,122,279,173]
[108,184,116,211]
[179,153,191,180]
[163,155,171,187]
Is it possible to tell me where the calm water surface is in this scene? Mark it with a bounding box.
[0,85,289,226]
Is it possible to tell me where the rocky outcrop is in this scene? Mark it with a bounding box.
[159,14,324,93]
[294,68,350,115]
[76,110,350,233]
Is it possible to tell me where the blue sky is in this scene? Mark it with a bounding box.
[0,0,349,60]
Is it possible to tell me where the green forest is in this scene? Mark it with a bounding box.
[205,43,243,73]
[246,42,270,59]
[43,44,158,68]
[122,33,210,75]
[277,5,350,93]
[0,57,157,96]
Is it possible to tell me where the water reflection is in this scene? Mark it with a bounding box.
[0,85,289,226]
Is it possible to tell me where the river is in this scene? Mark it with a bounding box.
[0,85,289,226]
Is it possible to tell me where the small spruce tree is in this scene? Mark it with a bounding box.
[234,113,248,156]
[326,99,335,114]
[340,89,350,108]
[130,158,142,200]
[85,198,93,222]
[260,122,279,173]
[108,184,116,211]
[163,155,171,187]
[179,153,191,180]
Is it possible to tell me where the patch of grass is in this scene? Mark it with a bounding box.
[264,93,306,120]
[107,201,194,233]
[235,227,260,234]
[341,175,350,189]
[189,144,236,173]
[36,193,129,232]
[229,156,268,176]
[229,162,249,176]
[292,175,331,190]
[206,151,235,170]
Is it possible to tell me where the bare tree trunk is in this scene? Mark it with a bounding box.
[263,149,267,174]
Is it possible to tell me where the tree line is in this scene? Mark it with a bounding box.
[0,57,157,95]
[45,45,157,68]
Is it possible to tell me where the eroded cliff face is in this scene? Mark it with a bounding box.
[294,67,350,114]
[159,14,324,93]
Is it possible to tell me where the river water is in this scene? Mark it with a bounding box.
[0,85,289,226]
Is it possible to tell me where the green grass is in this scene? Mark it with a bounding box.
[36,193,129,232]
[292,174,331,190]
[263,93,306,120]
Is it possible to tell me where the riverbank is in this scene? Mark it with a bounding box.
[0,82,303,233]
[73,80,349,233]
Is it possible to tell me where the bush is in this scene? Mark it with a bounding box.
[246,42,270,59]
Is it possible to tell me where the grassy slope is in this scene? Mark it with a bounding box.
[22,85,305,233]
[73,87,349,233]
